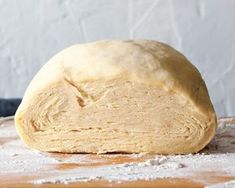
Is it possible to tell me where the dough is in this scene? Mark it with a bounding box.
[15,40,217,154]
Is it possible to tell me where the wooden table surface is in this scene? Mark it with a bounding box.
[0,117,235,188]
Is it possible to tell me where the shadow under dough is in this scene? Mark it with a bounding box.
[202,118,235,154]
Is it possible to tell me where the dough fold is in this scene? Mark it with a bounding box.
[15,40,217,154]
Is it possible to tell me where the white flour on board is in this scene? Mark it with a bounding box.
[206,180,235,188]
[0,118,235,186]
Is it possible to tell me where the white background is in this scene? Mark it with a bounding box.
[0,0,235,117]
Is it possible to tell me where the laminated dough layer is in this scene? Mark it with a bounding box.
[15,40,217,154]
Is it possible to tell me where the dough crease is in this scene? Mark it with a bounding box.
[15,40,217,154]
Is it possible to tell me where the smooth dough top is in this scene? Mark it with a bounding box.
[22,40,215,117]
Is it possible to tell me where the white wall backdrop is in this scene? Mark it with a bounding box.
[0,0,235,117]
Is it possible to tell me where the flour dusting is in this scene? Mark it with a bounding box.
[0,117,235,186]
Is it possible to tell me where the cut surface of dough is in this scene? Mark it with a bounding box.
[15,40,217,154]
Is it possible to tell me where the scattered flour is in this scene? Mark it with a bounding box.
[206,180,235,188]
[0,117,235,186]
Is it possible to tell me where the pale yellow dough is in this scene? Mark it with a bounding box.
[15,40,217,154]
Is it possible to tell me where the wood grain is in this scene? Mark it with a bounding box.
[0,117,235,188]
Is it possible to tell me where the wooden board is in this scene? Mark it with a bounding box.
[0,117,235,188]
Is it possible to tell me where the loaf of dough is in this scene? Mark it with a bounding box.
[15,40,217,154]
